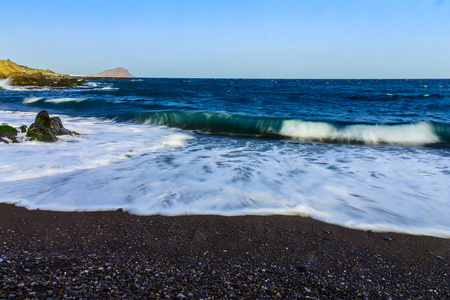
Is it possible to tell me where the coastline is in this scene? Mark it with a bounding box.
[1,203,448,299]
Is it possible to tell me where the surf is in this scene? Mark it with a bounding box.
[19,93,450,147]
[143,111,449,147]
[2,78,450,238]
[279,119,445,146]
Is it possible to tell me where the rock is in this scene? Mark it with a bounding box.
[35,110,52,128]
[0,123,19,143]
[50,116,73,135]
[296,264,315,272]
[27,121,57,142]
[27,110,77,142]
[1,111,77,143]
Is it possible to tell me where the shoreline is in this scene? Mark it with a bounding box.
[1,203,449,299]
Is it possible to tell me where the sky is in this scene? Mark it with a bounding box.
[1,0,449,78]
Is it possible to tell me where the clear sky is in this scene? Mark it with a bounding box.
[1,0,449,78]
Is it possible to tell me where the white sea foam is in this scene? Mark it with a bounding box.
[0,80,50,91]
[44,98,87,103]
[23,97,87,104]
[1,110,449,237]
[23,97,45,104]
[83,81,119,91]
[280,120,440,145]
[86,82,98,87]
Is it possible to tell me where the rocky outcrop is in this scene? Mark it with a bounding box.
[89,67,134,78]
[27,111,78,142]
[1,111,78,143]
[0,59,85,87]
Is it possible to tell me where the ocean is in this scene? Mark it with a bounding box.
[1,78,449,237]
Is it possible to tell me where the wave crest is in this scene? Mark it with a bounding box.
[143,111,448,147]
[280,120,441,146]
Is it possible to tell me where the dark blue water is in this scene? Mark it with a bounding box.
[1,78,450,237]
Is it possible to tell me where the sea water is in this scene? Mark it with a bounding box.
[1,79,449,237]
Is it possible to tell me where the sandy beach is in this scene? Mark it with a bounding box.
[0,203,448,299]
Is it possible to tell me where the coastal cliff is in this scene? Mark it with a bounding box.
[0,59,85,87]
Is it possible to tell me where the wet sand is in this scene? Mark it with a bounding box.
[0,203,449,299]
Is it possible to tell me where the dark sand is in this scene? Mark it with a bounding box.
[0,203,448,299]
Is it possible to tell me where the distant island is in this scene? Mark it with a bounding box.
[89,67,134,78]
[0,59,85,87]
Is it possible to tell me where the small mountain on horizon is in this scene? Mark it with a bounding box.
[90,67,134,78]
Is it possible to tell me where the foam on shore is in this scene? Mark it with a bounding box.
[1,109,449,238]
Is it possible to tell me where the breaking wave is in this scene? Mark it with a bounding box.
[19,95,450,147]
[0,78,12,89]
[143,111,449,147]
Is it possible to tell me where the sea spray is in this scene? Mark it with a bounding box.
[0,77,11,90]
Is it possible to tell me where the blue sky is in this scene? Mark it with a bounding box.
[1,0,449,78]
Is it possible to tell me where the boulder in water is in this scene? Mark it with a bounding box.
[27,121,57,142]
[27,110,77,142]
[0,123,19,143]
[49,116,73,135]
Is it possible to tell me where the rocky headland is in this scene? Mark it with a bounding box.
[89,67,134,78]
[0,59,85,87]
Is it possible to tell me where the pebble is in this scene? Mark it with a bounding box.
[297,264,314,272]
[1,205,449,299]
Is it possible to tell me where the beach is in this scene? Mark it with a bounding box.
[1,203,448,299]
[1,78,450,299]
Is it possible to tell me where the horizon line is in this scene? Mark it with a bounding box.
[76,76,450,80]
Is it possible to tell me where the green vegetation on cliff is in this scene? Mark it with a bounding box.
[0,59,85,87]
